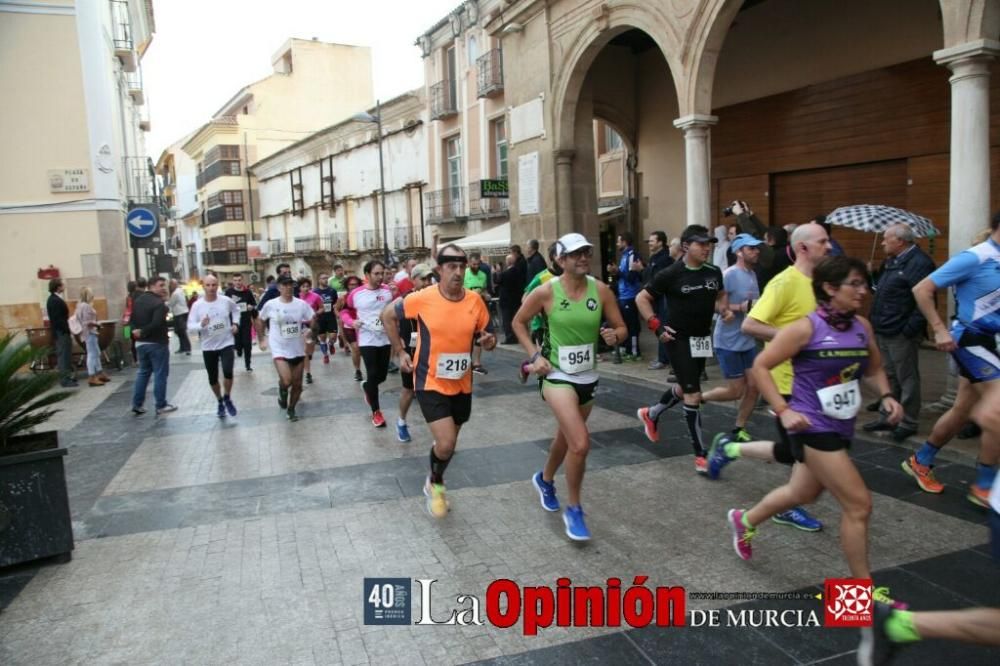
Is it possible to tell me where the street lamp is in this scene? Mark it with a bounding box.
[352,100,390,263]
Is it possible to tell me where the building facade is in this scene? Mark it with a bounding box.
[489,0,999,273]
[181,39,374,280]
[155,135,200,280]
[0,0,156,333]
[416,0,511,252]
[252,91,429,278]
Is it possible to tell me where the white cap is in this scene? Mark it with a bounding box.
[556,232,593,256]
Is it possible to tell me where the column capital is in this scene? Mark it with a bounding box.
[672,114,719,131]
[553,149,575,166]
[933,39,1000,68]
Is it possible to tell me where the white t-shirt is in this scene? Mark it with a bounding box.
[346,285,392,348]
[394,269,409,283]
[187,296,240,351]
[168,287,189,316]
[259,297,315,359]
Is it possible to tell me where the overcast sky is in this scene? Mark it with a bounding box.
[142,0,460,157]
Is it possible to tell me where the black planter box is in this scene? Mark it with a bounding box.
[0,431,74,568]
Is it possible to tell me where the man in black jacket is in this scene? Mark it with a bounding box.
[130,276,177,415]
[645,231,674,370]
[863,224,935,441]
[46,278,77,387]
[525,239,547,282]
[497,253,525,344]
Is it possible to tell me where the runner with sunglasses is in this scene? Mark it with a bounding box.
[513,233,626,540]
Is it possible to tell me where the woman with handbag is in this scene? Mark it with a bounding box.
[75,287,109,387]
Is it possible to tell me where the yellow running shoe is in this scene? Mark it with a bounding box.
[424,478,449,518]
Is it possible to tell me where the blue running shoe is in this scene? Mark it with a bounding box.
[396,421,411,443]
[224,396,237,417]
[772,506,822,532]
[708,433,734,480]
[563,505,591,541]
[217,400,226,418]
[319,341,328,355]
[532,471,559,512]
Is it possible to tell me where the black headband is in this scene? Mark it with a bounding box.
[436,253,468,265]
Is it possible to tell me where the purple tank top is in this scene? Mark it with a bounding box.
[788,312,870,438]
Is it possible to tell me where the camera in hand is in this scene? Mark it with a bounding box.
[723,206,735,217]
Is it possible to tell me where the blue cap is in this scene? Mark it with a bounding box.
[731,233,764,253]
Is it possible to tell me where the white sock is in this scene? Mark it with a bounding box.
[398,417,407,427]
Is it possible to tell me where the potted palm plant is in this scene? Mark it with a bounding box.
[0,333,75,567]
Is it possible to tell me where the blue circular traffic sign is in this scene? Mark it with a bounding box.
[126,207,158,238]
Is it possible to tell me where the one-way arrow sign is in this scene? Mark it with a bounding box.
[126,206,158,239]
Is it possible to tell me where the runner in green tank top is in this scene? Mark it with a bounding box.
[513,233,627,541]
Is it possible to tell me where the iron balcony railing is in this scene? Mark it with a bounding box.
[467,180,509,219]
[392,226,420,250]
[110,0,133,53]
[476,49,504,98]
[430,79,458,120]
[293,235,321,253]
[268,239,286,256]
[196,160,241,189]
[424,186,466,223]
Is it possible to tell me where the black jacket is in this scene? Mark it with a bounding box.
[46,293,69,334]
[498,265,525,305]
[131,291,170,345]
[644,249,673,283]
[526,253,547,282]
[870,245,936,338]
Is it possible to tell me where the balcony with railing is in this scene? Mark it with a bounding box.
[430,79,458,120]
[122,156,155,204]
[125,67,144,105]
[196,159,241,189]
[476,49,504,98]
[293,235,322,253]
[467,180,509,219]
[392,226,420,250]
[110,0,137,72]
[268,239,287,256]
[424,186,466,224]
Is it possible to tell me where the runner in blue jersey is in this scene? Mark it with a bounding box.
[726,257,903,586]
[910,215,1000,507]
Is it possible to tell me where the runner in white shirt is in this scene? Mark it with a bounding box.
[186,274,240,418]
[342,260,393,428]
[255,275,316,421]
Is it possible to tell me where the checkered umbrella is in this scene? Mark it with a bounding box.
[826,205,939,238]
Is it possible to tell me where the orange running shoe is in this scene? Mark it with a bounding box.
[637,407,659,442]
[967,484,990,508]
[901,455,944,494]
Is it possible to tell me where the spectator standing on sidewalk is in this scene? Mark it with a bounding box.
[645,230,674,370]
[525,239,547,282]
[863,224,935,442]
[606,231,645,362]
[168,279,191,355]
[131,276,177,416]
[75,286,109,387]
[498,254,524,344]
[46,278,77,388]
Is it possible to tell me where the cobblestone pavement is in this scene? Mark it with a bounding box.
[1,343,997,665]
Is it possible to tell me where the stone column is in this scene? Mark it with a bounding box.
[934,40,1000,254]
[673,114,718,230]
[554,149,575,236]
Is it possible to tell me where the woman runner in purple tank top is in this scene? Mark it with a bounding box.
[726,257,903,584]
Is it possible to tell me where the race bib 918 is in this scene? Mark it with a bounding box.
[689,336,713,358]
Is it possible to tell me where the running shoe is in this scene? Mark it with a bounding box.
[532,471,559,512]
[286,408,298,422]
[131,406,146,416]
[319,341,328,355]
[278,387,288,409]
[217,401,226,419]
[772,507,822,531]
[694,455,708,475]
[901,455,944,494]
[636,407,659,442]
[727,509,755,561]
[857,602,898,666]
[518,360,531,384]
[396,421,411,443]
[968,484,991,508]
[563,505,591,541]
[224,396,237,417]
[305,372,313,385]
[323,354,330,365]
[732,427,753,443]
[424,478,449,518]
[708,433,734,480]
[329,343,336,356]
[353,370,363,382]
[245,367,253,373]
[372,410,386,428]
[472,364,488,375]
[155,404,178,416]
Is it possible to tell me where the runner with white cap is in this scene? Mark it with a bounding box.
[512,232,627,541]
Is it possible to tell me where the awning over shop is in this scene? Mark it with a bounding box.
[598,204,624,217]
[452,222,511,252]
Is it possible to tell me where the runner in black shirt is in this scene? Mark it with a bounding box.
[225,273,258,372]
[636,224,730,474]
[313,272,339,365]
